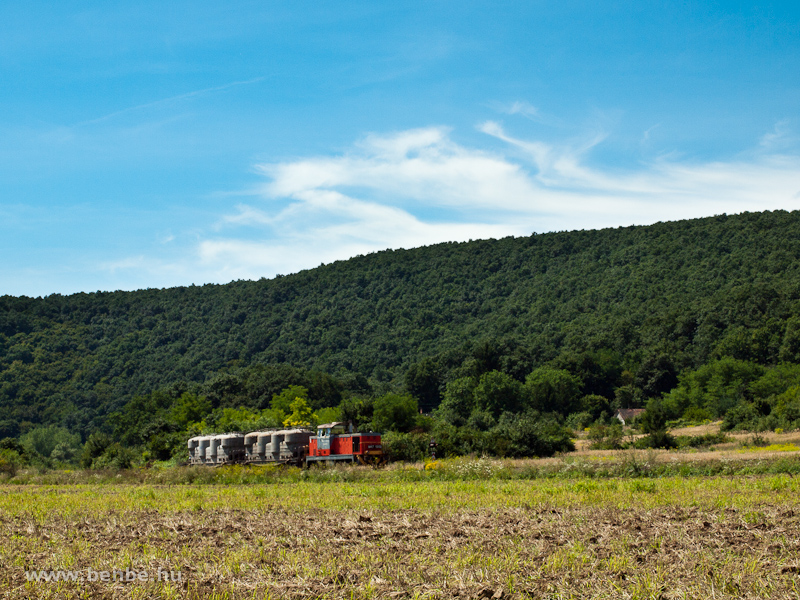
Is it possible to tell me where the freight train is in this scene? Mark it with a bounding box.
[187,422,384,466]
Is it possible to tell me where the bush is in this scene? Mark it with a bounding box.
[381,431,428,462]
[662,358,765,419]
[0,437,27,459]
[772,386,800,430]
[50,442,78,463]
[490,412,574,458]
[92,443,137,470]
[0,449,22,477]
[744,433,769,447]
[427,422,490,458]
[580,395,612,422]
[636,430,676,449]
[565,411,594,431]
[313,406,340,427]
[682,406,713,422]
[466,409,497,431]
[81,431,120,468]
[202,406,284,433]
[146,430,188,461]
[270,385,310,413]
[587,423,624,449]
[675,433,731,448]
[722,401,760,431]
[639,399,668,434]
[20,426,81,463]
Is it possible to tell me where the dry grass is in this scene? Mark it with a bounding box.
[2,477,800,599]
[570,422,800,465]
[668,422,728,437]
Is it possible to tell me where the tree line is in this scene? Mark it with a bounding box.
[3,210,800,468]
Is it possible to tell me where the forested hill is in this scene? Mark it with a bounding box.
[3,209,800,438]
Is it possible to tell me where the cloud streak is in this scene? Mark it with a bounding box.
[105,122,800,287]
[73,77,265,128]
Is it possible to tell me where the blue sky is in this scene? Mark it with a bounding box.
[2,1,799,296]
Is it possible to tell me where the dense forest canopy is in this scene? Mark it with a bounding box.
[3,210,800,464]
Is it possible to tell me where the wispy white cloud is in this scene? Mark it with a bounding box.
[496,100,563,127]
[260,127,539,213]
[481,122,800,210]
[506,101,540,120]
[759,120,795,152]
[200,184,521,281]
[104,122,800,287]
[641,123,661,144]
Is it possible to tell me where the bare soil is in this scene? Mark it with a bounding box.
[3,496,800,598]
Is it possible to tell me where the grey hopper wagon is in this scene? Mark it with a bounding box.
[188,429,312,466]
[243,428,312,466]
[187,433,245,466]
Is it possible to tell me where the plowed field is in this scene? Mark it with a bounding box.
[2,476,799,599]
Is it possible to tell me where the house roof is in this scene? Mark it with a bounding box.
[615,409,645,420]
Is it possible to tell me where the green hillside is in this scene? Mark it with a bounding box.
[3,210,800,457]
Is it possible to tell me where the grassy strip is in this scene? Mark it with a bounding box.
[1,475,799,518]
[2,451,800,486]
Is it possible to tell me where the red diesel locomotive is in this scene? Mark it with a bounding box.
[306,422,385,465]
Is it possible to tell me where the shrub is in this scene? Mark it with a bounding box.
[434,378,478,427]
[636,429,677,449]
[675,433,731,448]
[0,437,27,459]
[745,433,769,447]
[427,422,491,458]
[662,358,765,419]
[490,412,574,458]
[270,385,310,413]
[92,443,136,470]
[381,431,428,462]
[466,409,497,431]
[587,423,624,450]
[722,401,760,431]
[565,411,594,431]
[634,399,676,448]
[20,426,81,462]
[0,449,22,477]
[50,442,78,463]
[682,406,713,422]
[580,395,612,421]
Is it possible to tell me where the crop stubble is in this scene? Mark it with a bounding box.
[1,477,799,599]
